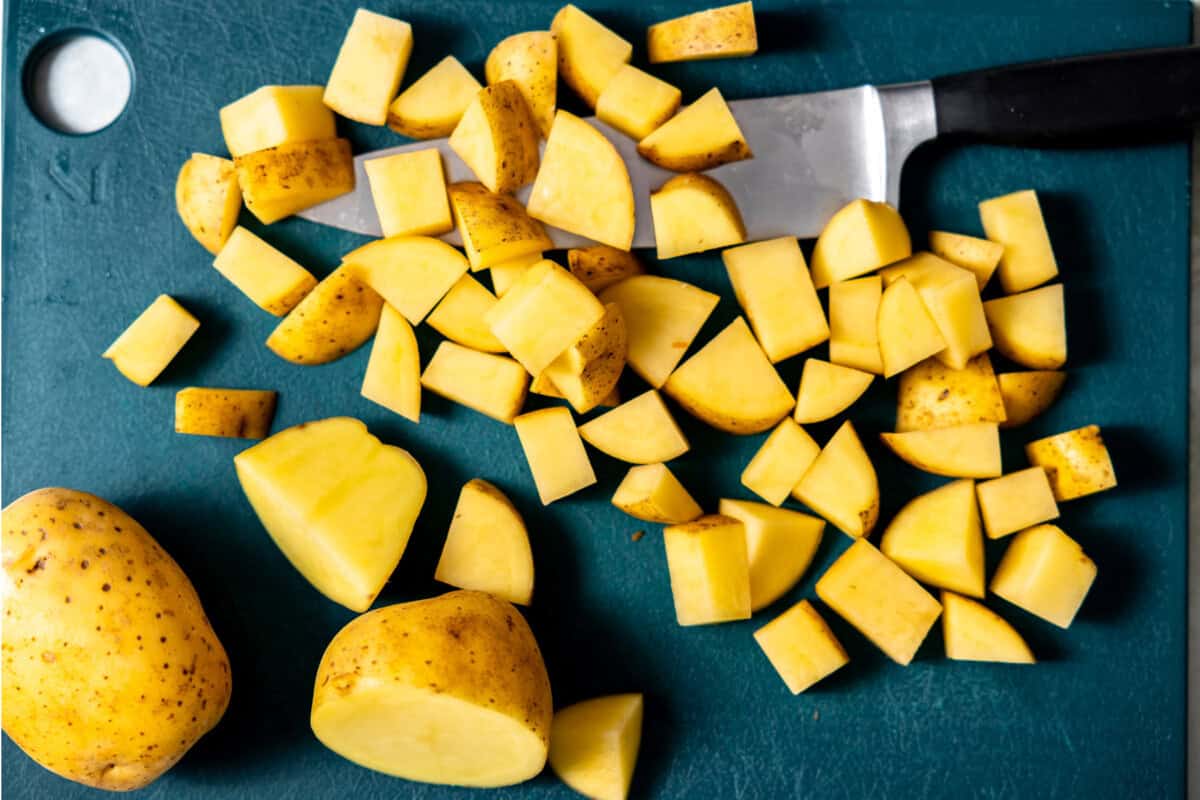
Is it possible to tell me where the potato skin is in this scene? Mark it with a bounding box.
[2,488,231,791]
[266,265,383,365]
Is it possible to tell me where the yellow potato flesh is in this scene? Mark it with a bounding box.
[883,254,991,370]
[235,137,355,224]
[650,173,746,259]
[578,389,689,464]
[880,423,1002,479]
[361,304,422,422]
[549,694,644,800]
[810,199,911,289]
[754,600,848,694]
[219,85,335,157]
[514,407,597,504]
[791,420,878,538]
[266,265,383,365]
[983,283,1066,369]
[928,230,1003,290]
[827,275,884,374]
[719,499,825,612]
[344,235,468,325]
[877,277,946,378]
[976,467,1059,539]
[740,418,820,506]
[175,387,277,439]
[485,31,557,137]
[544,301,626,414]
[323,9,412,125]
[426,274,506,353]
[637,88,751,172]
[175,152,241,254]
[647,1,758,63]
[979,189,1058,294]
[1025,424,1117,501]
[793,359,873,424]
[895,354,1007,432]
[663,515,752,626]
[997,370,1066,429]
[213,226,317,316]
[551,5,632,107]
[449,81,540,195]
[816,540,942,665]
[941,592,1035,663]
[364,149,453,238]
[879,479,985,598]
[611,463,703,524]
[234,417,426,612]
[990,524,1096,628]
[568,245,645,293]
[435,479,533,605]
[420,341,529,423]
[490,252,544,295]
[388,56,482,139]
[596,65,681,140]
[103,295,199,386]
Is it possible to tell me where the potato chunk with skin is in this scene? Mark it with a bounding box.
[388,56,482,139]
[235,417,426,612]
[364,149,452,238]
[651,173,746,259]
[637,88,751,172]
[579,390,689,464]
[880,423,1002,479]
[220,85,335,157]
[361,305,421,423]
[811,199,911,289]
[486,32,557,138]
[420,341,528,423]
[990,524,1095,628]
[323,9,412,126]
[719,499,824,612]
[1025,425,1117,501]
[435,480,533,605]
[977,467,1059,539]
[983,284,1066,369]
[998,370,1066,428]
[449,182,553,270]
[828,276,884,374]
[568,245,644,293]
[527,110,635,250]
[929,230,1003,290]
[942,592,1035,664]
[544,303,627,414]
[212,226,318,316]
[816,540,942,665]
[878,277,946,378]
[514,407,597,504]
[551,5,632,108]
[879,479,985,598]
[343,235,468,325]
[427,274,506,353]
[175,387,277,439]
[449,81,540,195]
[741,418,820,506]
[266,265,383,365]
[896,355,1007,432]
[235,137,355,224]
[792,421,878,538]
[612,463,702,524]
[310,591,552,787]
[648,1,758,63]
[176,153,241,254]
[596,65,681,140]
[793,359,873,424]
[549,695,643,800]
[979,189,1058,294]
[664,515,752,626]
[103,295,199,386]
[754,600,847,694]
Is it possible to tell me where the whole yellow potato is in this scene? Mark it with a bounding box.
[1,488,231,791]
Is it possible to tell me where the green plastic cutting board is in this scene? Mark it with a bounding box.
[2,0,1191,797]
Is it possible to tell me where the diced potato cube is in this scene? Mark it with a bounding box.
[976,467,1059,539]
[174,387,277,439]
[323,9,413,125]
[793,359,873,424]
[647,1,758,63]
[997,370,1066,429]
[449,81,540,195]
[485,31,557,138]
[364,149,452,238]
[827,276,883,374]
[983,284,1066,369]
[435,479,533,605]
[879,479,985,597]
[266,266,382,365]
[816,540,942,665]
[719,499,824,612]
[596,65,681,140]
[979,189,1058,294]
[896,355,1006,432]
[235,137,355,224]
[388,56,481,139]
[549,695,643,800]
[361,304,421,422]
[1025,425,1117,501]
[579,389,688,464]
[811,199,911,289]
[740,418,820,506]
[612,463,702,524]
[568,245,644,293]
[342,235,469,325]
[792,421,878,538]
[103,295,200,386]
[880,423,1002,479]
[551,4,633,108]
[219,85,335,157]
[426,274,506,353]
[882,253,991,370]
[175,153,241,254]
[513,407,597,504]
[490,252,543,296]
[663,515,752,626]
[877,277,946,378]
[928,230,1003,290]
[754,600,847,694]
[544,303,627,414]
[212,226,318,316]
[941,592,1035,664]
[650,173,745,259]
[448,182,553,270]
[637,88,751,172]
[990,524,1095,628]
[420,341,529,423]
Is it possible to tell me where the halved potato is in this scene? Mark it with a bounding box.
[448,182,553,270]
[976,467,1059,539]
[663,515,752,626]
[361,305,422,422]
[941,592,1035,664]
[740,418,820,506]
[176,153,241,254]
[979,189,1058,294]
[983,284,1066,369]
[420,341,529,423]
[880,423,1001,478]
[388,56,482,139]
[449,81,540,195]
[323,9,412,126]
[637,88,751,172]
[485,31,557,137]
[827,275,883,374]
[596,65,681,141]
[364,149,453,238]
[266,266,382,365]
[810,199,910,289]
[647,1,757,63]
[549,695,643,800]
[877,277,946,378]
[879,479,985,598]
[235,137,355,224]
[1024,425,1117,502]
[175,387,277,439]
[219,85,335,157]
[997,370,1066,428]
[990,524,1095,628]
[719,499,824,612]
[754,600,847,693]
[928,230,1003,290]
[793,359,873,424]
[791,421,878,538]
[568,245,644,293]
[514,407,597,504]
[344,235,469,324]
[103,295,200,386]
[212,226,318,316]
[650,173,746,259]
[895,355,1006,432]
[426,274,506,353]
[579,390,688,464]
[435,479,533,605]
[544,302,627,414]
[611,463,702,524]
[551,4,632,107]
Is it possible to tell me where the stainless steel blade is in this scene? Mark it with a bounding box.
[298,81,936,247]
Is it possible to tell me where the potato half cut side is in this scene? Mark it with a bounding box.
[740,418,820,506]
[928,230,1003,290]
[343,235,469,325]
[103,295,200,386]
[978,189,1058,294]
[426,274,506,353]
[877,277,946,378]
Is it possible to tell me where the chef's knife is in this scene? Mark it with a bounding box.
[300,45,1200,247]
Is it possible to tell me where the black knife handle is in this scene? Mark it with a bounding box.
[932,45,1200,144]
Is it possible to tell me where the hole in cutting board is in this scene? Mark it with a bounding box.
[23,29,133,135]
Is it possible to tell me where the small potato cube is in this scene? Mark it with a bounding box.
[1025,425,1117,501]
[449,81,540,195]
[811,199,911,289]
[513,407,597,504]
[323,9,413,126]
[647,1,757,63]
[929,230,1003,290]
[663,515,752,626]
[426,274,506,353]
[596,65,681,140]
[754,600,848,694]
[448,182,553,270]
[637,88,750,173]
[103,295,200,387]
[740,418,820,506]
[895,355,1006,433]
[877,277,946,378]
[720,499,824,612]
[651,173,746,259]
[364,149,452,238]
[490,252,543,295]
[266,265,383,365]
[212,226,318,316]
[612,463,702,524]
[816,540,942,665]
[979,189,1058,294]
[174,387,277,439]
[361,305,421,422]
[219,85,335,157]
[420,341,529,423]
[568,245,644,293]
[976,467,1059,539]
[998,370,1066,429]
[828,276,884,374]
[175,153,241,254]
[792,421,878,538]
[235,137,355,224]
[342,235,469,325]
[983,284,1066,370]
[579,389,688,465]
[990,524,1095,628]
[485,31,557,138]
[388,56,482,139]
[551,4,633,108]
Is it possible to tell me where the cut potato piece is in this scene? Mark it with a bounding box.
[219,85,335,157]
[388,56,482,139]
[929,230,1003,290]
[212,226,318,316]
[514,407,597,504]
[754,600,847,693]
[544,303,627,414]
[421,341,529,423]
[449,81,540,195]
[941,592,1035,664]
[235,417,425,612]
[527,110,635,250]
[663,317,794,434]
[103,295,199,386]
[722,237,828,363]
[976,467,1059,539]
[882,253,991,370]
[323,9,412,125]
[792,421,878,538]
[174,387,276,439]
[878,248,967,288]
[579,390,688,464]
[793,359,873,424]
[1025,425,1117,502]
[549,695,643,800]
[719,499,824,612]
[648,2,757,63]
[435,480,533,605]
[490,252,543,296]
[596,65,681,141]
[877,277,946,378]
[979,189,1058,294]
[568,245,644,293]
[612,463,702,524]
[810,199,911,289]
[828,276,883,374]
[310,591,551,787]
[361,305,422,423]
[343,235,468,325]
[448,182,553,270]
[880,423,1001,479]
[650,173,745,259]
[896,355,1006,432]
[990,524,1095,628]
[599,275,718,388]
[364,149,452,238]
[663,515,752,626]
[427,274,506,353]
[266,266,383,365]
[740,419,820,506]
[983,284,1066,369]
[176,153,241,254]
[235,137,354,224]
[998,371,1066,429]
[551,5,633,107]
[637,88,751,172]
[817,540,942,665]
[879,480,985,598]
[486,31,557,138]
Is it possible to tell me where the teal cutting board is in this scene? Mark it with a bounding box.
[2,0,1191,797]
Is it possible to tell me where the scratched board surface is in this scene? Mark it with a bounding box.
[1,0,1191,797]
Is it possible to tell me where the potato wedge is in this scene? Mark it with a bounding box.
[882,253,991,370]
[448,182,553,270]
[880,423,1002,478]
[103,295,199,386]
[176,153,241,254]
[1025,425,1117,501]
[486,31,557,137]
[612,463,702,524]
[544,303,627,414]
[449,81,540,195]
[754,600,847,693]
[490,252,544,296]
[323,9,412,125]
[427,274,506,353]
[364,149,452,238]
[990,524,1095,628]
[791,421,878,538]
[579,390,688,464]
[343,235,468,325]
[650,173,746,259]
[235,137,354,224]
[175,387,276,439]
[637,88,751,172]
[596,65,681,141]
[361,305,422,422]
[793,359,873,424]
[212,226,318,316]
[828,275,884,374]
[527,110,635,250]
[420,341,529,423]
[549,695,643,800]
[997,370,1066,428]
[929,230,1003,290]
[266,266,382,365]
[740,418,820,506]
[879,479,985,598]
[514,407,597,504]
[551,4,632,107]
[979,189,1058,294]
[810,199,911,289]
[941,592,1035,664]
[723,237,828,363]
[983,284,1066,369]
[895,354,1007,432]
[663,515,752,625]
[219,85,335,157]
[719,499,824,612]
[435,479,533,605]
[568,245,644,293]
[976,467,1059,539]
[388,56,482,139]
[648,1,757,63]
[878,277,946,378]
